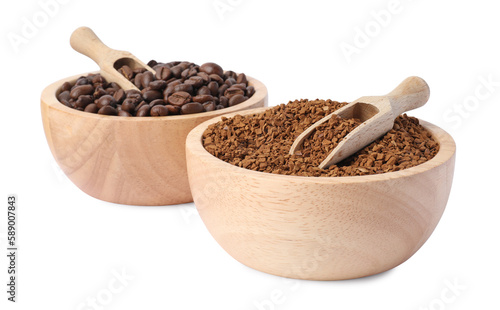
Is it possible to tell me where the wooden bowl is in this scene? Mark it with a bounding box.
[41,73,268,206]
[185,107,456,280]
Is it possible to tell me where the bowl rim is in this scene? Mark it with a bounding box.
[41,71,268,122]
[186,106,456,184]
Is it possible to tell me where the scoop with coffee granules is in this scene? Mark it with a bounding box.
[299,115,362,166]
[202,99,439,177]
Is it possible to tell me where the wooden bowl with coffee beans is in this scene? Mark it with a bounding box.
[185,103,456,280]
[41,65,268,206]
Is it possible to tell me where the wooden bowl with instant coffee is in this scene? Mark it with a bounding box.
[41,73,267,206]
[185,106,456,280]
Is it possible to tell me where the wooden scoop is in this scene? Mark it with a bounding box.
[69,26,155,90]
[289,76,430,169]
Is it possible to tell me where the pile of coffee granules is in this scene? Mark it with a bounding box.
[202,99,440,177]
[57,61,254,116]
[299,114,363,164]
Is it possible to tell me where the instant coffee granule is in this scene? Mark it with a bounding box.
[299,114,363,165]
[203,99,440,177]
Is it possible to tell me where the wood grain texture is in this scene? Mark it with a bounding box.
[186,107,456,280]
[290,77,430,169]
[41,73,267,206]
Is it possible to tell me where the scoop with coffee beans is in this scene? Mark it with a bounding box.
[57,61,255,117]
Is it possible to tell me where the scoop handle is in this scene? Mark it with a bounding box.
[70,27,114,68]
[387,76,430,117]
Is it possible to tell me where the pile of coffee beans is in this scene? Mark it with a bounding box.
[57,61,255,116]
[203,99,440,177]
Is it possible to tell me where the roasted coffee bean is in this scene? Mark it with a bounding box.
[192,95,214,103]
[149,99,165,107]
[151,105,169,116]
[197,72,210,83]
[149,80,167,91]
[134,73,143,88]
[219,96,229,108]
[218,84,229,97]
[225,70,237,80]
[108,82,120,90]
[184,76,204,88]
[118,110,132,117]
[58,90,71,104]
[98,105,118,115]
[155,66,172,80]
[141,71,154,88]
[135,101,148,112]
[203,101,216,112]
[75,77,90,86]
[113,89,126,102]
[75,95,93,108]
[163,87,175,100]
[208,74,224,84]
[173,84,194,95]
[225,77,237,86]
[142,90,163,102]
[91,74,107,86]
[197,86,211,96]
[84,103,99,113]
[181,102,204,114]
[167,79,182,87]
[181,68,191,79]
[61,82,72,92]
[168,91,192,106]
[229,94,247,106]
[216,104,225,110]
[105,87,117,95]
[126,89,141,97]
[96,95,117,108]
[170,65,183,78]
[121,100,136,113]
[165,77,179,85]
[236,73,247,84]
[147,60,158,67]
[93,86,108,99]
[205,81,219,96]
[165,105,181,115]
[123,95,141,106]
[61,100,72,108]
[224,87,245,99]
[136,105,151,117]
[231,83,247,92]
[200,63,224,77]
[133,67,147,74]
[246,85,255,97]
[118,65,134,80]
[187,67,198,78]
[178,61,191,70]
[70,84,94,99]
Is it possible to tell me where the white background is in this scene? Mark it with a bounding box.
[1,0,499,309]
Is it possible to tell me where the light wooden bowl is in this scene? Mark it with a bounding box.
[41,72,268,206]
[186,107,456,280]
